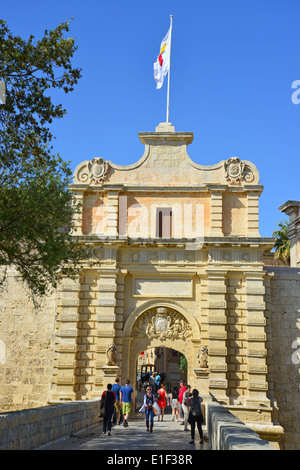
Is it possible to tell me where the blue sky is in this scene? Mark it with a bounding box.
[2,0,300,237]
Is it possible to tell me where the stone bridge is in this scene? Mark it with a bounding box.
[0,400,277,451]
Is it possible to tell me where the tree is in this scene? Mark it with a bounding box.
[272,220,290,265]
[178,353,187,373]
[0,19,86,301]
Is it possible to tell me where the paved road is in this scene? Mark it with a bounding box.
[39,410,209,453]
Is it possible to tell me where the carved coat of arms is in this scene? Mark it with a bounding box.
[88,157,108,184]
[224,157,245,184]
[224,157,255,184]
[132,307,192,342]
[74,157,109,185]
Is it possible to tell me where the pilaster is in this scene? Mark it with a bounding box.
[50,278,81,402]
[104,186,123,237]
[206,269,229,404]
[72,190,84,236]
[207,185,227,237]
[244,271,270,408]
[93,247,119,397]
[246,188,261,237]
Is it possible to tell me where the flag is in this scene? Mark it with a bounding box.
[153,27,171,89]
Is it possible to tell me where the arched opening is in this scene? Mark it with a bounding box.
[122,302,201,410]
[135,346,188,410]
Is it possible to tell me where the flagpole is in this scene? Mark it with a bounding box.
[166,15,173,123]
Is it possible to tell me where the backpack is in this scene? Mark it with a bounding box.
[190,397,202,417]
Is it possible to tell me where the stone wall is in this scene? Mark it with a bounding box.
[0,399,100,450]
[206,402,277,450]
[264,267,300,450]
[0,269,57,412]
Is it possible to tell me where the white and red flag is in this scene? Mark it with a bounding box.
[153,26,171,89]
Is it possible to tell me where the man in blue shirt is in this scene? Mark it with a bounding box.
[120,379,134,427]
[155,373,161,391]
[111,378,122,425]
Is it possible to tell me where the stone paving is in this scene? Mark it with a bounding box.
[39,410,209,452]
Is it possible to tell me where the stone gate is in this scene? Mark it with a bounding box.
[1,122,300,448]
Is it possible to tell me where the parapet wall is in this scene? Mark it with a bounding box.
[206,402,277,450]
[0,399,100,450]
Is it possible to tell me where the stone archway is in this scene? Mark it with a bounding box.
[122,301,201,395]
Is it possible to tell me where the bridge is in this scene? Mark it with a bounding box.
[0,399,277,451]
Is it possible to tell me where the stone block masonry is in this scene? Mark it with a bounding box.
[2,123,300,450]
[264,267,300,450]
[0,399,100,450]
[206,402,277,450]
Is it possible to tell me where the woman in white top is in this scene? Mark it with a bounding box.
[144,386,155,432]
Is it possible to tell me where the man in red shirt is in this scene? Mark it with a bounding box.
[178,380,185,425]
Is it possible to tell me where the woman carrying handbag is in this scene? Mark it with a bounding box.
[186,389,204,444]
[100,384,116,435]
[139,386,158,432]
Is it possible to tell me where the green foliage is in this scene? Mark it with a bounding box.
[178,353,187,373]
[0,19,86,301]
[272,220,290,265]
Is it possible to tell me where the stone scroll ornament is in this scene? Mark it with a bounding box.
[224,157,254,184]
[132,307,192,342]
[76,157,108,185]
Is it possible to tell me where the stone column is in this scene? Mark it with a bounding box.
[72,190,84,236]
[93,250,120,397]
[245,187,261,237]
[206,269,229,404]
[103,186,123,238]
[207,185,227,237]
[115,270,127,378]
[244,271,270,407]
[50,277,81,402]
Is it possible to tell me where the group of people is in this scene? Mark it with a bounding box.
[99,378,204,445]
[148,371,165,393]
[99,378,134,435]
[177,380,204,444]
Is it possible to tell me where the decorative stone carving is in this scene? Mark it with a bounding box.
[132,307,192,341]
[197,346,209,368]
[243,165,255,183]
[106,343,117,366]
[74,157,109,185]
[224,157,244,184]
[88,158,108,184]
[224,157,254,184]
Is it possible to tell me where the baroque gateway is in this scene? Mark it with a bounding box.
[1,122,300,449]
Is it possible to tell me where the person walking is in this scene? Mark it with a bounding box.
[154,373,161,392]
[171,387,179,422]
[178,380,186,425]
[143,386,156,432]
[100,384,116,436]
[149,372,156,392]
[186,389,204,444]
[111,377,122,425]
[157,383,170,422]
[119,379,134,427]
[182,385,192,431]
